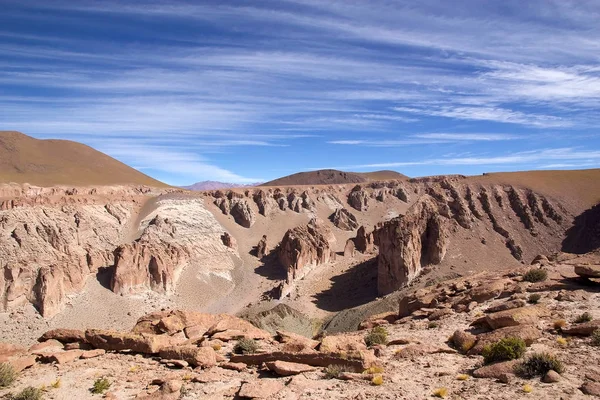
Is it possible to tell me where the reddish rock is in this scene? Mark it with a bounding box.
[276,330,319,350]
[354,226,374,253]
[85,329,183,354]
[29,340,63,355]
[80,349,106,359]
[159,346,217,368]
[278,221,331,298]
[343,239,356,257]
[330,208,359,231]
[42,350,84,364]
[111,240,190,295]
[221,362,246,372]
[230,351,373,370]
[221,232,237,249]
[470,325,542,354]
[581,382,600,397]
[255,235,268,258]
[265,360,316,376]
[348,187,369,212]
[473,360,519,379]
[484,306,549,329]
[377,196,449,295]
[563,320,600,336]
[238,380,284,399]
[39,328,87,344]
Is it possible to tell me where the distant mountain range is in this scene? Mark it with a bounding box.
[182,181,261,191]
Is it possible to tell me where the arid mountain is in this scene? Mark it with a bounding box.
[260,169,407,186]
[0,131,167,187]
[183,181,260,191]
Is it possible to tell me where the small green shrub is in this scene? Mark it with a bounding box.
[515,352,564,378]
[482,337,526,364]
[0,362,16,387]
[591,330,600,347]
[91,377,111,394]
[365,326,388,347]
[428,322,439,329]
[528,293,541,304]
[324,364,355,379]
[8,386,43,400]
[523,268,547,283]
[575,312,593,323]
[233,338,259,355]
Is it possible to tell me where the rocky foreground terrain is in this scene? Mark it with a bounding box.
[0,250,599,399]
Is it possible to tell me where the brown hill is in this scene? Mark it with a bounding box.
[260,169,407,186]
[0,131,168,187]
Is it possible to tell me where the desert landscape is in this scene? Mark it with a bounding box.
[0,130,599,399]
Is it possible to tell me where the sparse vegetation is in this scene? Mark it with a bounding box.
[428,321,439,329]
[233,338,259,354]
[575,312,593,323]
[0,362,16,388]
[7,386,43,400]
[523,268,547,283]
[528,293,541,304]
[211,343,222,351]
[553,319,567,330]
[433,387,448,398]
[365,326,388,347]
[324,364,355,379]
[456,374,469,381]
[591,330,600,347]
[556,337,568,346]
[515,352,564,378]
[482,337,526,364]
[50,379,61,389]
[523,384,533,393]
[91,377,111,394]
[371,374,383,385]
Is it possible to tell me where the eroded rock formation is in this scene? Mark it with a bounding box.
[348,186,369,211]
[278,221,332,298]
[329,208,359,231]
[377,196,450,295]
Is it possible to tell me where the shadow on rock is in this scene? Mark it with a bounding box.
[562,203,600,254]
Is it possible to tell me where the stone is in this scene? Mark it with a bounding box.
[473,360,518,379]
[29,339,64,354]
[329,208,359,231]
[575,265,600,279]
[207,317,271,341]
[581,382,600,397]
[343,239,356,257]
[354,226,374,253]
[265,360,317,376]
[42,350,84,364]
[377,196,449,295]
[158,345,217,368]
[39,329,87,344]
[452,330,477,353]
[255,235,268,258]
[238,380,284,399]
[542,370,561,383]
[230,351,373,370]
[563,320,600,336]
[278,221,331,298]
[159,359,189,368]
[486,299,527,314]
[8,355,37,373]
[276,330,319,350]
[428,308,453,321]
[463,279,511,304]
[85,329,184,354]
[470,325,542,354]
[221,232,237,249]
[348,187,369,212]
[484,306,549,329]
[230,199,256,228]
[221,362,246,372]
[320,334,367,354]
[80,349,105,359]
[111,240,189,295]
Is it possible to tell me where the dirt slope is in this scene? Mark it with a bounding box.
[261,169,407,187]
[0,131,167,187]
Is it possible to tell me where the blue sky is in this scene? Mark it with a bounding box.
[1,0,600,185]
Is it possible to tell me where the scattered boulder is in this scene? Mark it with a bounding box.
[41,350,84,364]
[265,360,317,376]
[470,325,542,354]
[452,330,477,353]
[563,320,600,336]
[344,239,356,257]
[473,360,519,379]
[238,379,284,399]
[39,329,87,344]
[85,329,184,354]
[221,232,237,249]
[354,226,374,253]
[484,306,549,329]
[575,265,600,279]
[159,345,217,368]
[542,370,561,383]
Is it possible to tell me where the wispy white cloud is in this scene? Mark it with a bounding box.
[328,132,522,146]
